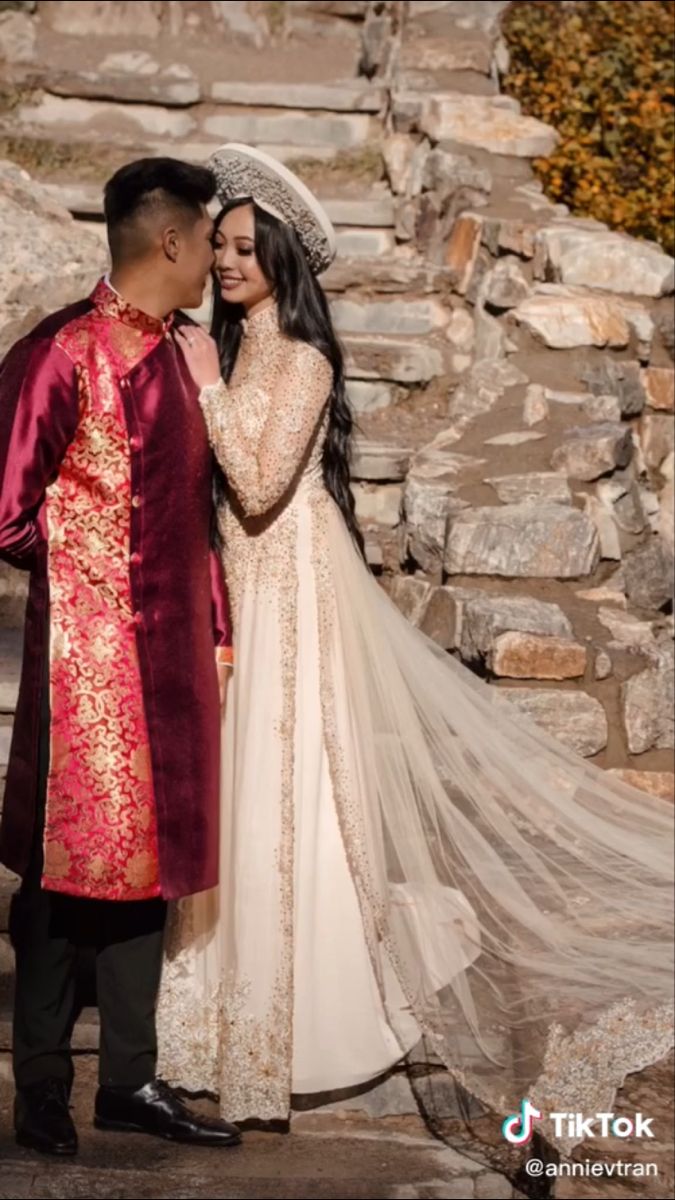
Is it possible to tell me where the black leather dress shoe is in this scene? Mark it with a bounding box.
[14,1078,78,1156]
[94,1079,241,1146]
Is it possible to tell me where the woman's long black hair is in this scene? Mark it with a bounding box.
[210,198,365,558]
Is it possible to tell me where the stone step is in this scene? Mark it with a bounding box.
[323,255,453,297]
[0,869,16,932]
[154,140,342,165]
[351,439,412,483]
[14,95,377,151]
[1,124,351,174]
[0,930,10,982]
[41,68,201,107]
[332,295,450,337]
[47,182,395,227]
[39,72,386,114]
[43,182,397,231]
[335,227,396,257]
[346,380,399,414]
[0,725,11,778]
[343,333,447,384]
[0,629,22,715]
[319,193,396,229]
[208,79,386,114]
[202,108,376,150]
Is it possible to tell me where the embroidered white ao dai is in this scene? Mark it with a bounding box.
[157,304,673,1153]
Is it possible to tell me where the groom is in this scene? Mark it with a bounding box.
[0,158,239,1154]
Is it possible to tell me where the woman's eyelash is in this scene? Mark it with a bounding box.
[212,244,254,256]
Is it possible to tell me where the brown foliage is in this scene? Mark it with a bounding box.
[502,0,675,254]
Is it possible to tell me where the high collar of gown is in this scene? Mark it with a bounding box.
[241,302,280,344]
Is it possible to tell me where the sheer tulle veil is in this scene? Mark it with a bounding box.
[159,497,673,1164]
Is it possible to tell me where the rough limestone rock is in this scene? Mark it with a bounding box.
[594,649,613,680]
[534,225,675,298]
[488,632,587,680]
[514,286,653,354]
[486,473,572,506]
[482,257,531,311]
[582,495,623,561]
[346,381,397,414]
[421,93,559,157]
[523,384,549,426]
[0,161,107,352]
[641,366,674,412]
[352,483,402,528]
[402,484,465,576]
[622,659,675,753]
[500,689,609,757]
[0,8,36,62]
[19,93,197,140]
[398,28,493,76]
[351,440,412,482]
[483,214,539,259]
[448,360,528,428]
[660,478,675,559]
[331,297,449,337]
[44,64,201,106]
[402,443,482,576]
[383,134,418,196]
[597,607,656,648]
[623,540,675,611]
[550,423,633,481]
[444,504,600,578]
[583,395,623,422]
[445,213,483,295]
[344,335,445,384]
[408,438,485,490]
[580,360,647,417]
[596,475,647,538]
[445,308,475,353]
[421,148,493,201]
[385,576,455,649]
[44,0,163,36]
[484,431,545,447]
[0,562,28,627]
[448,590,573,666]
[638,413,675,470]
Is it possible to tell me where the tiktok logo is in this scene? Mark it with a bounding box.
[502,1099,542,1145]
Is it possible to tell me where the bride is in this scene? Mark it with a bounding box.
[157,143,673,1155]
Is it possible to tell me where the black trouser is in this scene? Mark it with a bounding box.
[9,665,167,1091]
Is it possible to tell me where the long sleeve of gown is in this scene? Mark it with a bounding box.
[198,339,333,518]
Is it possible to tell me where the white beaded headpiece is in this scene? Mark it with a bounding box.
[207,143,337,275]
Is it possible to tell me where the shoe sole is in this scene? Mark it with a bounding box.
[94,1116,241,1147]
[15,1131,78,1157]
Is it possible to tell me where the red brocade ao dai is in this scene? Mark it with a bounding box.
[0,280,232,902]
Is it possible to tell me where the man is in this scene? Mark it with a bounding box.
[0,158,239,1154]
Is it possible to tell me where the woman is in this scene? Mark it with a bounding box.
[157,144,673,1157]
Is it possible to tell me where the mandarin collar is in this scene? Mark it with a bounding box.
[241,302,280,341]
[90,278,174,337]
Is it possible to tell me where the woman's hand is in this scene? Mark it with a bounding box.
[175,325,222,389]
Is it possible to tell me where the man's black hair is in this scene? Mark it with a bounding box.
[103,157,216,263]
